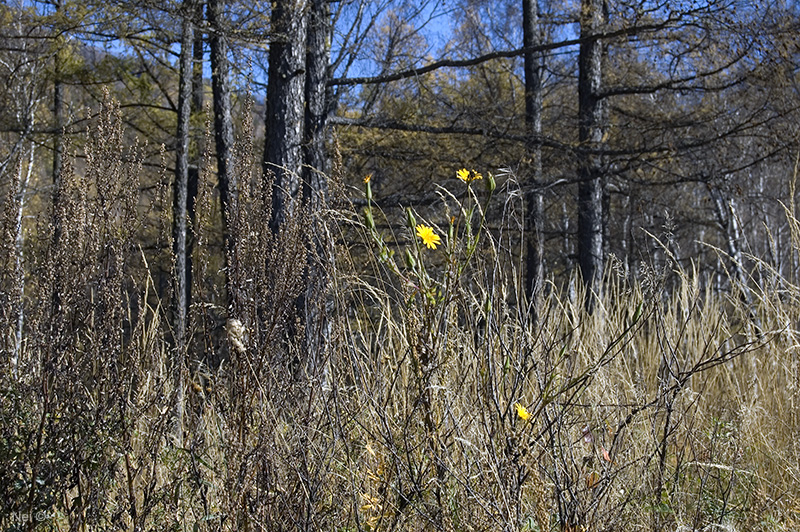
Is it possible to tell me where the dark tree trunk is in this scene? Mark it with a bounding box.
[52,65,64,189]
[50,0,66,316]
[186,0,204,318]
[192,0,205,116]
[523,0,545,321]
[265,0,308,233]
[577,0,606,303]
[302,0,333,374]
[172,4,194,445]
[303,0,330,190]
[208,0,239,311]
[174,10,193,349]
[51,0,65,253]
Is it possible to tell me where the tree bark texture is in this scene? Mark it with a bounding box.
[51,0,65,254]
[577,0,606,300]
[302,0,333,374]
[523,0,545,316]
[192,0,205,118]
[186,0,204,320]
[172,5,194,446]
[303,0,331,198]
[52,66,64,188]
[266,0,308,233]
[208,0,239,310]
[709,184,751,305]
[174,10,194,350]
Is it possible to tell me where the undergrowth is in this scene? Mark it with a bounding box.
[0,98,799,531]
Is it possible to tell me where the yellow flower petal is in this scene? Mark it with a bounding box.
[514,402,531,421]
[415,224,441,250]
[457,168,483,183]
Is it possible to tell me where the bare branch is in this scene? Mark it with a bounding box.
[329,21,676,87]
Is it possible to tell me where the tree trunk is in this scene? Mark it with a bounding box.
[53,64,64,189]
[186,0,205,305]
[192,0,205,116]
[52,0,65,253]
[11,143,34,375]
[208,0,239,311]
[50,2,66,328]
[172,5,194,446]
[303,0,330,188]
[265,0,308,233]
[577,0,606,304]
[709,184,751,305]
[302,0,333,374]
[523,0,545,322]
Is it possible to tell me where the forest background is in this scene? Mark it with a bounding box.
[1,0,800,530]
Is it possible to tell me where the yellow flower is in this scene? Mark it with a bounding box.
[514,402,531,421]
[363,173,372,184]
[456,168,483,183]
[415,224,441,250]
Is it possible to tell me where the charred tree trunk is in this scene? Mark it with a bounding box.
[523,0,545,322]
[208,0,239,312]
[577,0,606,305]
[265,0,308,233]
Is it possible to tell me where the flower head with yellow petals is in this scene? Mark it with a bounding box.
[514,402,531,421]
[456,168,483,184]
[415,224,441,250]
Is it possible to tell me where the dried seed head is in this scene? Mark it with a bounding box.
[227,318,247,355]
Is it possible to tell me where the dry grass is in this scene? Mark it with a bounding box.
[1,100,799,532]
